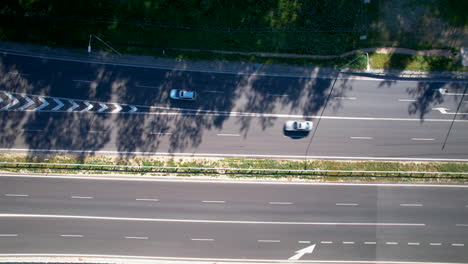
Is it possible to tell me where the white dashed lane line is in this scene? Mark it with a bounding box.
[202,200,226,203]
[0,234,18,237]
[408,242,420,246]
[149,132,173,135]
[364,242,376,245]
[216,134,240,137]
[456,224,468,227]
[125,236,148,240]
[398,99,417,102]
[60,234,83,237]
[268,202,293,205]
[298,241,311,244]
[71,196,94,199]
[343,241,355,245]
[400,203,423,207]
[386,242,399,245]
[452,243,464,247]
[350,137,373,140]
[191,238,215,241]
[258,240,280,243]
[135,198,159,202]
[336,203,359,206]
[320,241,333,244]
[4,194,29,197]
[430,243,442,246]
[334,97,357,100]
[411,138,435,141]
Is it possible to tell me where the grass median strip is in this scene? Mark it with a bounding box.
[0,153,467,183]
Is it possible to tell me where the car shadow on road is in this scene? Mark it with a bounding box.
[283,130,309,139]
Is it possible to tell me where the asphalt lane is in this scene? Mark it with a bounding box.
[1,53,468,160]
[0,175,467,263]
[2,111,468,159]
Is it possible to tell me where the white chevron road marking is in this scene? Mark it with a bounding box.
[1,92,19,110]
[18,95,35,110]
[82,101,93,112]
[52,98,65,111]
[97,103,108,113]
[33,97,49,111]
[67,100,79,111]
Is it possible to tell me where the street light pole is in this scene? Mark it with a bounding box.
[87,34,121,56]
[88,34,92,53]
[366,52,370,71]
[303,54,366,169]
[442,86,468,150]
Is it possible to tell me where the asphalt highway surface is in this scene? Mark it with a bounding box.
[0,175,467,263]
[0,52,468,160]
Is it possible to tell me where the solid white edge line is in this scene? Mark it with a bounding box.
[411,138,435,141]
[1,173,468,188]
[0,234,18,237]
[3,148,468,162]
[2,254,467,264]
[0,214,426,226]
[4,194,29,197]
[190,238,214,241]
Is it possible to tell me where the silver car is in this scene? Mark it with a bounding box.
[170,89,196,100]
[284,120,313,131]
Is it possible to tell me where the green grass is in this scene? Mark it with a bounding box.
[1,153,467,183]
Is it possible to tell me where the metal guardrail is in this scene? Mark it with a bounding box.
[1,162,467,178]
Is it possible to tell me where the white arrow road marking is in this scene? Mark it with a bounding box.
[437,88,468,96]
[97,103,108,112]
[33,97,49,111]
[1,93,19,110]
[432,107,449,114]
[289,244,316,260]
[82,101,93,112]
[433,107,468,115]
[111,104,122,113]
[129,105,138,112]
[67,100,79,111]
[18,95,35,110]
[52,98,64,111]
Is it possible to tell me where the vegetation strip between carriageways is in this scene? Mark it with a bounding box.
[1,161,467,182]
